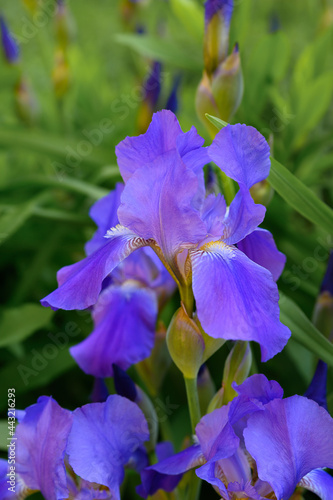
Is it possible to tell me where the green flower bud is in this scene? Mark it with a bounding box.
[196,44,243,136]
[222,341,252,404]
[166,305,205,379]
[14,76,39,126]
[52,49,70,99]
[55,1,76,51]
[250,179,274,206]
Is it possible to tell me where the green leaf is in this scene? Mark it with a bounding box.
[0,129,110,167]
[0,420,12,451]
[0,192,49,246]
[0,349,75,410]
[290,71,333,150]
[205,114,228,129]
[115,34,202,70]
[0,304,54,348]
[170,0,203,41]
[279,293,333,367]
[269,157,333,234]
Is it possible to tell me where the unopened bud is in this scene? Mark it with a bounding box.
[113,364,158,450]
[207,387,224,413]
[196,44,243,136]
[193,314,225,363]
[137,61,162,133]
[90,378,109,403]
[52,49,70,99]
[14,76,39,125]
[204,0,234,76]
[197,364,216,415]
[136,323,171,397]
[165,74,181,114]
[55,0,75,51]
[313,253,333,341]
[250,179,274,206]
[22,0,39,14]
[222,341,252,404]
[167,304,205,379]
[0,16,20,64]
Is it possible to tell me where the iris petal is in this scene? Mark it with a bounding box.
[191,241,290,361]
[70,283,157,377]
[244,396,333,500]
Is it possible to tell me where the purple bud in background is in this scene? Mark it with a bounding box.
[144,61,162,110]
[0,15,19,64]
[165,75,181,114]
[90,377,109,403]
[113,364,138,402]
[304,360,328,411]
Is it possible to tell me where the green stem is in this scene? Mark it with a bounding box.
[184,376,201,434]
[187,471,201,500]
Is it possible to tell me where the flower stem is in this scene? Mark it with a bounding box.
[184,376,201,434]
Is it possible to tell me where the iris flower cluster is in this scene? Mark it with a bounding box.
[0,109,328,500]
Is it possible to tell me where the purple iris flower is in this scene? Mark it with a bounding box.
[205,0,234,28]
[139,374,333,499]
[67,182,175,378]
[0,396,72,500]
[1,395,149,500]
[67,395,149,500]
[41,110,289,362]
[0,16,19,64]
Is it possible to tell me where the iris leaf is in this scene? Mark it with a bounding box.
[279,293,333,367]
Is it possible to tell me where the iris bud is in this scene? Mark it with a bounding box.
[197,364,216,415]
[196,44,243,136]
[0,16,20,64]
[312,253,333,341]
[90,378,109,403]
[250,179,274,206]
[197,1,243,135]
[137,61,162,133]
[113,364,158,451]
[136,323,171,396]
[14,76,39,125]
[193,314,225,363]
[207,341,252,411]
[55,0,75,51]
[52,49,70,99]
[166,304,205,379]
[22,0,39,14]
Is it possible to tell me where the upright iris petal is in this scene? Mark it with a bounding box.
[67,395,149,500]
[14,397,72,500]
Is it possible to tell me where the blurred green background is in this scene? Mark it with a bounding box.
[0,2,332,496]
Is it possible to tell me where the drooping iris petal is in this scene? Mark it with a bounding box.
[118,150,207,264]
[195,404,239,461]
[244,396,333,500]
[116,110,182,182]
[15,396,72,500]
[41,226,149,310]
[85,184,124,255]
[195,462,228,498]
[299,469,333,500]
[208,124,271,189]
[222,187,266,245]
[191,242,291,361]
[237,228,286,281]
[67,395,149,500]
[70,283,157,377]
[232,374,284,404]
[138,445,204,498]
[304,360,328,411]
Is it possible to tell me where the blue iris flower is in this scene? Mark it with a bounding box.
[0,395,149,500]
[41,110,290,362]
[139,374,333,499]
